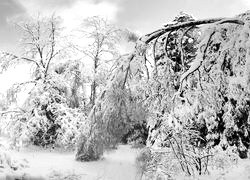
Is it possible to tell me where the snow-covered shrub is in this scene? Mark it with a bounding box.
[136,141,239,180]
[1,78,87,149]
[137,125,212,179]
[136,145,240,180]
[25,103,86,149]
[55,106,86,148]
[136,147,182,180]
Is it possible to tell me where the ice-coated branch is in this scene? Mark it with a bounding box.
[177,18,245,93]
[143,18,244,44]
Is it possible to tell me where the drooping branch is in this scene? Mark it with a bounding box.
[175,18,245,95]
[178,19,245,89]
[143,18,244,44]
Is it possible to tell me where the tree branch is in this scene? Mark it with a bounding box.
[122,53,135,89]
[170,18,245,99]
[0,110,23,115]
[143,18,244,44]
[2,52,40,68]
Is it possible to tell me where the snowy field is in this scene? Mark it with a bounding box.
[0,136,141,180]
[1,136,250,180]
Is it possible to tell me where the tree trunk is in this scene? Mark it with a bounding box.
[90,57,98,107]
[90,81,96,107]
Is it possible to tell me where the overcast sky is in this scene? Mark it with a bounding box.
[0,0,250,51]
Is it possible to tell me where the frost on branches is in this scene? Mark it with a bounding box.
[75,11,250,178]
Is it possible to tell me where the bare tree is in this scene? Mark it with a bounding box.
[76,16,120,107]
[0,15,63,82]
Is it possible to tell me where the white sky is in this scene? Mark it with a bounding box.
[0,63,31,93]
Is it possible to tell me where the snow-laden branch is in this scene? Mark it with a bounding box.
[143,18,244,44]
[0,109,25,115]
[12,81,37,89]
[176,18,245,94]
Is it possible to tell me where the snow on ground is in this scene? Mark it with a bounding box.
[199,159,250,180]
[0,135,141,180]
[14,145,140,180]
[2,135,250,180]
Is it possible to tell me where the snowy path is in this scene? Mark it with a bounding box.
[8,144,141,180]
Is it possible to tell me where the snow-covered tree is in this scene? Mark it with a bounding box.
[75,16,121,107]
[135,11,250,178]
[0,15,86,149]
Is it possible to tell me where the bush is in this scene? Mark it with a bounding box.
[0,102,86,150]
[136,147,179,180]
[136,142,240,180]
